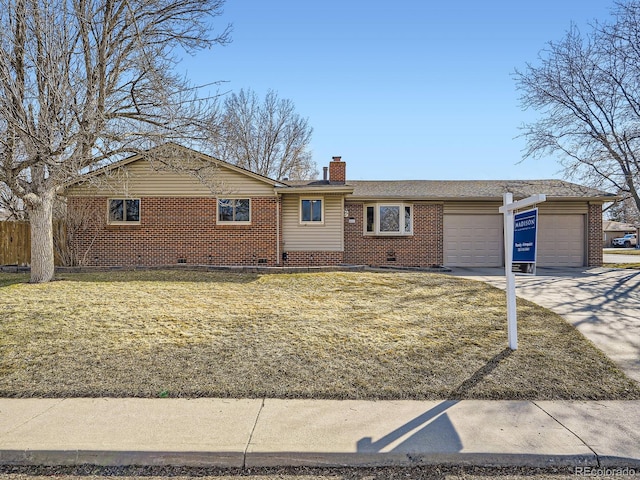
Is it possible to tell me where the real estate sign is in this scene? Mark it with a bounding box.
[512,208,538,275]
[500,193,545,350]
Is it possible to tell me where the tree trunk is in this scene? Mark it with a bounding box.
[27,190,56,283]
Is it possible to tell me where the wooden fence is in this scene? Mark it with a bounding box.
[1,221,69,266]
[0,221,30,266]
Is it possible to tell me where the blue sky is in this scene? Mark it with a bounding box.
[180,1,615,181]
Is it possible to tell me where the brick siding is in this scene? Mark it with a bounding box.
[68,196,279,267]
[69,196,600,269]
[343,202,444,267]
[587,203,604,267]
[282,251,343,266]
[329,158,346,183]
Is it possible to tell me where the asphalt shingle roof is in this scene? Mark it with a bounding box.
[344,179,615,200]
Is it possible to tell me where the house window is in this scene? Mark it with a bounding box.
[108,199,140,224]
[218,199,251,223]
[300,198,323,223]
[365,203,413,235]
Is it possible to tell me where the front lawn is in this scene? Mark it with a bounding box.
[1,270,638,400]
[604,263,640,269]
[605,248,640,255]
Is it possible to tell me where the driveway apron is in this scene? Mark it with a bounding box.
[449,267,640,384]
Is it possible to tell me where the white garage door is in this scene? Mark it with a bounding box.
[444,215,503,267]
[537,215,585,267]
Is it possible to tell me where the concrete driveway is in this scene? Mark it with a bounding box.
[449,267,640,384]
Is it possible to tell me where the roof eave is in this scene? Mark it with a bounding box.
[276,185,355,194]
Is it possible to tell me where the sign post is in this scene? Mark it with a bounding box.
[499,193,546,350]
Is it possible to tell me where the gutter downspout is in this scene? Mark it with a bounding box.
[276,193,281,265]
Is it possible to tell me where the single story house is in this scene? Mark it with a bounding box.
[603,220,638,247]
[64,145,615,269]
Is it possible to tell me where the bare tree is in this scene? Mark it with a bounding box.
[0,0,230,282]
[53,196,100,267]
[0,184,26,220]
[514,1,640,215]
[607,192,640,223]
[211,89,317,180]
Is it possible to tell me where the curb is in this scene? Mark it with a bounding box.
[0,449,609,469]
[3,450,638,469]
[0,450,243,468]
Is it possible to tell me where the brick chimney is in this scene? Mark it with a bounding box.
[329,156,346,183]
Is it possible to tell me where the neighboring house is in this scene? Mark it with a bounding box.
[63,145,615,269]
[603,220,638,247]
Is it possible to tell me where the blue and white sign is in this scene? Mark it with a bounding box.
[500,193,546,350]
[512,208,538,275]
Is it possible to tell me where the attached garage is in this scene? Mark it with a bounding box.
[349,179,612,269]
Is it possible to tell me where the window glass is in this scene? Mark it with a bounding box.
[218,199,234,221]
[311,200,322,221]
[109,199,123,222]
[109,199,140,223]
[301,200,311,221]
[235,199,250,222]
[366,206,375,232]
[126,200,140,222]
[301,199,322,222]
[379,206,400,232]
[404,206,412,233]
[218,199,250,222]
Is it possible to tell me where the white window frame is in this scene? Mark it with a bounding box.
[217,198,251,224]
[107,198,141,225]
[364,203,413,236]
[300,197,324,225]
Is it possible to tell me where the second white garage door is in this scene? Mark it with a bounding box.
[444,215,503,267]
[537,214,585,267]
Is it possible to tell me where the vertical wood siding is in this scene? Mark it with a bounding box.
[0,221,66,266]
[0,221,30,265]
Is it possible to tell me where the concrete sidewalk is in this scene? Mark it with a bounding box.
[1,398,639,469]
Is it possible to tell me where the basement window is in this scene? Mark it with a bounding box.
[365,203,412,236]
[108,199,140,224]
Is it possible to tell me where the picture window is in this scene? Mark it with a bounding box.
[365,203,413,235]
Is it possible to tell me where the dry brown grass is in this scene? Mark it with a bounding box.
[605,249,640,255]
[0,270,638,400]
[603,263,640,269]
